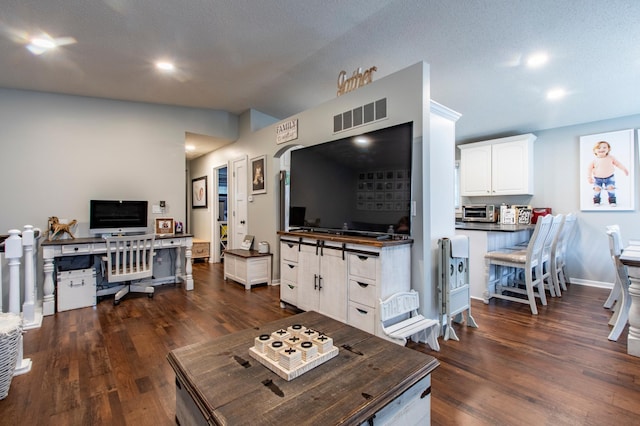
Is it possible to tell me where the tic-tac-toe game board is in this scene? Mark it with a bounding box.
[248,324,339,381]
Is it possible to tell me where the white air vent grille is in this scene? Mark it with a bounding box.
[333,98,387,133]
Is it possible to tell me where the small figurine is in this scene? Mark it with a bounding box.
[48,216,77,240]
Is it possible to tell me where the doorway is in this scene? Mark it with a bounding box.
[213,165,228,262]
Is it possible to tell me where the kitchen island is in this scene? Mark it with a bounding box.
[455,221,534,299]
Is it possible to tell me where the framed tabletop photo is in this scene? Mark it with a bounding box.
[251,155,267,195]
[192,176,208,208]
[155,217,175,236]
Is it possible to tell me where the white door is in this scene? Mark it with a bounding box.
[231,156,248,249]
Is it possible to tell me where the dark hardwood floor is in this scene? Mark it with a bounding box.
[2,262,638,425]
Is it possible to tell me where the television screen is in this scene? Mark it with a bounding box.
[89,200,149,235]
[289,122,413,236]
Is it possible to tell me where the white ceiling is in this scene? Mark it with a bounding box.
[1,0,639,158]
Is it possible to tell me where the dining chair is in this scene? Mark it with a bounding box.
[603,225,622,310]
[484,214,553,314]
[604,225,631,341]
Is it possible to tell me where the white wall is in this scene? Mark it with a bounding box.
[0,88,238,234]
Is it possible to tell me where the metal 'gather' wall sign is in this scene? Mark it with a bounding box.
[336,66,377,97]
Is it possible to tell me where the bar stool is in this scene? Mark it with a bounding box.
[484,215,552,314]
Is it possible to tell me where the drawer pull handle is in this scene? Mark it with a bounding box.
[357,255,368,261]
[356,308,368,315]
[287,284,295,289]
[357,282,368,288]
[287,264,295,269]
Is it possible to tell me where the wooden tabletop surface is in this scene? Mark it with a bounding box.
[167,311,439,425]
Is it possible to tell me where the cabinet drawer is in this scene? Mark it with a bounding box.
[348,301,375,335]
[348,253,378,281]
[281,261,298,282]
[281,241,299,262]
[348,278,376,308]
[61,244,91,255]
[280,280,297,306]
[161,238,181,247]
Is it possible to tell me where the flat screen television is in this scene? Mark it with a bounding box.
[289,122,413,236]
[89,200,149,236]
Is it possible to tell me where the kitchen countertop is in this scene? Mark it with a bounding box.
[455,221,535,232]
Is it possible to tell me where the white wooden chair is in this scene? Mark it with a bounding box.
[604,226,631,341]
[550,213,577,294]
[540,214,564,297]
[103,234,155,305]
[484,214,552,314]
[379,290,440,351]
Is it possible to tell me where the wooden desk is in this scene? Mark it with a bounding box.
[167,311,439,425]
[41,234,193,315]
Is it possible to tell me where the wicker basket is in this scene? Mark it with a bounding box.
[0,312,22,400]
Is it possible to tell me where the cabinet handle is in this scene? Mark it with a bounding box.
[314,274,318,290]
[356,308,368,315]
[357,282,368,288]
[287,264,295,269]
[318,275,323,291]
[357,255,368,261]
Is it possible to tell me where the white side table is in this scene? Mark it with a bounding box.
[223,249,272,290]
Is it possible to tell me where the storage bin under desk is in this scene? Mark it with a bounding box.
[223,249,272,290]
[57,268,96,312]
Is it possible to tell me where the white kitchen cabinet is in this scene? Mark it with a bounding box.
[279,232,412,339]
[459,133,536,196]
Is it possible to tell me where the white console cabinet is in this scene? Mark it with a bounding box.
[459,133,536,196]
[297,242,347,323]
[278,232,412,339]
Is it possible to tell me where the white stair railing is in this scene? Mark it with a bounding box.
[2,225,42,377]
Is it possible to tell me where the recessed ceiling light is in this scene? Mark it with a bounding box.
[546,88,566,100]
[25,33,76,55]
[185,144,196,152]
[31,37,56,49]
[155,61,175,72]
[527,52,548,68]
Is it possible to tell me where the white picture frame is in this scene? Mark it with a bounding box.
[580,129,635,211]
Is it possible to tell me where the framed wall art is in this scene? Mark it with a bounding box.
[192,176,208,208]
[251,155,267,195]
[579,129,634,211]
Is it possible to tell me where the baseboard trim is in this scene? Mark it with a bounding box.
[566,277,613,289]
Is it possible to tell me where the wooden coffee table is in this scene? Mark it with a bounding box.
[167,311,439,425]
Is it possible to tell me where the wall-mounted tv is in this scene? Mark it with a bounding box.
[89,200,149,236]
[289,122,413,236]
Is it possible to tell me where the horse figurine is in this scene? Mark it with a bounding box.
[48,216,77,241]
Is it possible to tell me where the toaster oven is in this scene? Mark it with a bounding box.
[462,205,497,222]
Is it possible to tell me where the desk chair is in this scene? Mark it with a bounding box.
[103,234,156,305]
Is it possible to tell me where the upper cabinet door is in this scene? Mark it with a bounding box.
[460,144,492,196]
[491,139,533,195]
[459,133,536,196]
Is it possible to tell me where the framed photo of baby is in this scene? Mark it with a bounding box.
[579,129,634,211]
[250,155,267,195]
